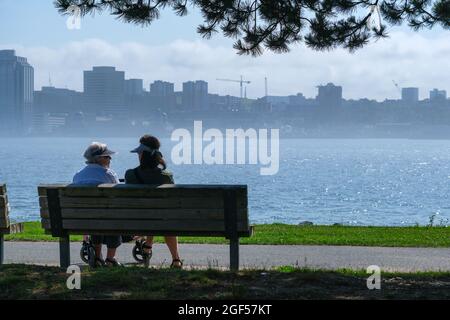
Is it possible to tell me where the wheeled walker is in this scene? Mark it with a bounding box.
[80,237,98,268]
[80,236,152,267]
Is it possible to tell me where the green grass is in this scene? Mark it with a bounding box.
[5,222,450,247]
[1,264,450,300]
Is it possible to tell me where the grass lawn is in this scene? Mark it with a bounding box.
[1,264,449,300]
[4,222,450,247]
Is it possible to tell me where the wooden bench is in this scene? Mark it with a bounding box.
[38,184,253,271]
[0,184,25,265]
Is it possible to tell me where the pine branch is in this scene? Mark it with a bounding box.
[54,0,450,55]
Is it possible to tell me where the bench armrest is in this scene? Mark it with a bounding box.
[0,222,24,235]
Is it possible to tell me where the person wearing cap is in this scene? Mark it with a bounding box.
[73,142,122,267]
[125,135,183,269]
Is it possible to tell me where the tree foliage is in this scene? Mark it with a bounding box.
[55,0,450,55]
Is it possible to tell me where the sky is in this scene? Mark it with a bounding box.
[0,0,449,101]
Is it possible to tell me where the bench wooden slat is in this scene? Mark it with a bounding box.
[39,184,247,198]
[59,188,240,199]
[39,222,252,237]
[40,207,248,220]
[60,208,248,220]
[49,196,247,209]
[39,183,247,190]
[62,219,249,232]
[41,219,249,235]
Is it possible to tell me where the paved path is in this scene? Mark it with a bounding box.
[3,242,450,272]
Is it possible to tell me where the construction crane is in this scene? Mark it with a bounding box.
[216,76,251,100]
[392,80,401,92]
[392,80,402,99]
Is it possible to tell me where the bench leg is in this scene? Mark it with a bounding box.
[59,235,70,269]
[0,234,4,265]
[230,237,239,272]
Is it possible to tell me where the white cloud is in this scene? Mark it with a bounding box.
[2,31,449,101]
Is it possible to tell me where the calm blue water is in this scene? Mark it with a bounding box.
[1,138,450,226]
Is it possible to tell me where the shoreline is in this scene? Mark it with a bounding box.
[5,222,450,248]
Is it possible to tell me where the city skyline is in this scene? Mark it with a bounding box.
[31,62,449,103]
[5,36,449,102]
[3,48,447,103]
[3,48,450,138]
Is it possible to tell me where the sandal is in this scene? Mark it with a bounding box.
[105,258,123,267]
[170,259,183,269]
[94,257,106,268]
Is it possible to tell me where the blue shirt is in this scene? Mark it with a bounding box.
[72,164,119,185]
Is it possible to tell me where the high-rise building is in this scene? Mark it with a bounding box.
[0,50,34,134]
[125,79,144,96]
[182,80,209,110]
[182,81,195,110]
[149,81,175,109]
[317,83,342,108]
[195,80,208,111]
[401,87,419,103]
[34,86,82,114]
[84,66,126,118]
[150,81,174,97]
[430,88,447,102]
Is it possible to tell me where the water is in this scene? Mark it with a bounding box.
[1,138,449,226]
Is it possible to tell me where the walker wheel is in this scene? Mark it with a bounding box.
[132,240,151,263]
[80,241,90,264]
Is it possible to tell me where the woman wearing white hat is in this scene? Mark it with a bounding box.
[73,142,122,267]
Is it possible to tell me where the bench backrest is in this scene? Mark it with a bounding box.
[38,184,250,238]
[0,184,9,231]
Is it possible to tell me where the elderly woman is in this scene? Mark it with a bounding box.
[72,142,122,267]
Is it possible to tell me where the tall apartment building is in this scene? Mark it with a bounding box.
[430,88,447,102]
[150,80,174,97]
[401,87,419,103]
[125,79,144,96]
[0,50,34,134]
[149,80,175,110]
[317,83,342,108]
[84,66,126,118]
[182,80,208,110]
